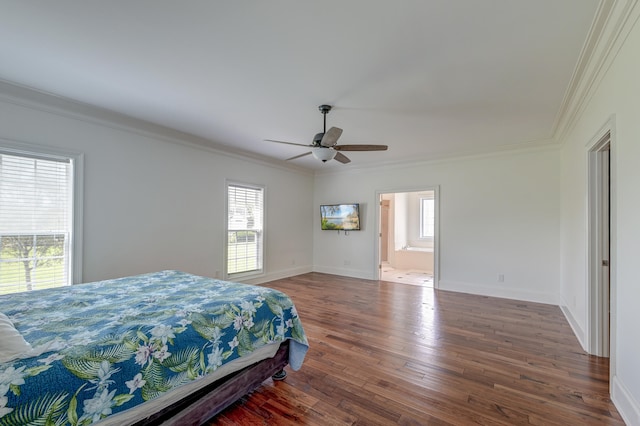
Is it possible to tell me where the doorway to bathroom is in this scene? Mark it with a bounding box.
[377,188,438,287]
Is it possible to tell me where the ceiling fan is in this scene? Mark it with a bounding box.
[265,105,388,164]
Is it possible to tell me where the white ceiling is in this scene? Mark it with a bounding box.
[0,1,601,170]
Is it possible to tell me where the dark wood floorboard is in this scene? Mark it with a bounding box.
[209,272,624,425]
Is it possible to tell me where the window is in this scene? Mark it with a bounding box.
[0,147,80,294]
[420,197,435,239]
[226,182,264,277]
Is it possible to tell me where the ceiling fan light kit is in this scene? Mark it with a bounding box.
[311,147,337,162]
[265,104,388,164]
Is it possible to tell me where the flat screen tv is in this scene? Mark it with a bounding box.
[320,203,360,231]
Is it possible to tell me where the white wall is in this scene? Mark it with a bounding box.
[313,148,561,305]
[558,9,640,424]
[0,85,314,284]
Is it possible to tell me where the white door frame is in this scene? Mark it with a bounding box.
[374,186,440,287]
[586,116,616,368]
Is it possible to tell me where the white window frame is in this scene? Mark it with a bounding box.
[225,180,265,279]
[419,196,435,240]
[0,139,83,290]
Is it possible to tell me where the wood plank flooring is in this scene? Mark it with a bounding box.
[209,273,624,425]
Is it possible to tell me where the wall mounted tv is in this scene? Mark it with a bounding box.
[320,203,361,231]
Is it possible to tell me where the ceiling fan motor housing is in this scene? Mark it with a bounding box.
[313,132,324,145]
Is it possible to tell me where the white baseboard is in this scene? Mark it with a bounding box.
[438,280,559,305]
[240,265,374,285]
[312,265,374,280]
[242,265,313,285]
[559,302,587,352]
[612,375,640,426]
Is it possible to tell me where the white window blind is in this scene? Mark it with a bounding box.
[0,151,73,294]
[227,183,264,276]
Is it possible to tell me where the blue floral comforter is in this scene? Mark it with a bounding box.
[0,270,308,425]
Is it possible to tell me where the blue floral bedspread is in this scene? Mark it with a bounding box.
[0,270,308,425]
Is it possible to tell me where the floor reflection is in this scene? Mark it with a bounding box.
[381,262,433,287]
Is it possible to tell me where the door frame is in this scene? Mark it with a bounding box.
[586,116,616,369]
[374,186,440,287]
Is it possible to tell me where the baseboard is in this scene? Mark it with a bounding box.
[559,301,587,352]
[438,280,559,305]
[241,265,374,285]
[242,265,313,285]
[612,374,640,426]
[312,265,374,280]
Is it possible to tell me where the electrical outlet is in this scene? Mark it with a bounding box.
[498,274,504,282]
[344,260,351,266]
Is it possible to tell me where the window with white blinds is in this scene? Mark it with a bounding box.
[0,150,74,294]
[226,182,264,277]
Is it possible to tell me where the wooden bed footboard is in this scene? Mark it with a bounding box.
[134,340,290,426]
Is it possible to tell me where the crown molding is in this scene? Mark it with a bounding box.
[0,79,313,176]
[314,139,560,178]
[553,0,640,141]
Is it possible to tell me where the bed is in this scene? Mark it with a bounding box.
[0,270,309,425]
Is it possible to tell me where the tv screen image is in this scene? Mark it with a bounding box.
[320,204,360,231]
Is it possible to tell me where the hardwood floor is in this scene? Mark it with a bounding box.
[209,273,624,425]
[380,263,433,287]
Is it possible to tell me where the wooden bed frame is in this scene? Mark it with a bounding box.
[133,340,290,425]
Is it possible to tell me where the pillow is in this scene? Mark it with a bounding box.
[0,312,33,363]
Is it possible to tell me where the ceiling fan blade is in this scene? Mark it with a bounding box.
[286,151,312,161]
[334,152,351,164]
[333,144,388,151]
[265,139,310,148]
[320,127,343,147]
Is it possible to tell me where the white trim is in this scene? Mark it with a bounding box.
[439,280,560,306]
[419,196,435,240]
[0,137,84,285]
[612,375,640,426]
[0,78,562,178]
[240,265,313,286]
[315,141,560,177]
[560,301,586,349]
[0,80,313,177]
[72,152,84,285]
[586,135,610,357]
[224,180,266,281]
[554,0,640,141]
[585,116,616,361]
[313,265,374,280]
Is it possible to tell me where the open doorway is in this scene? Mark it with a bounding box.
[377,188,438,286]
